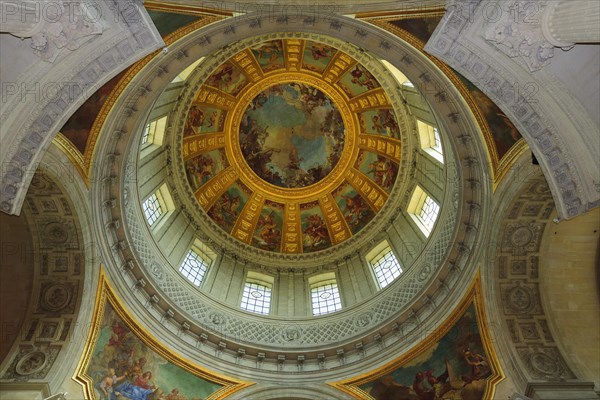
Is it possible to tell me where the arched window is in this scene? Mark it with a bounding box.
[408,185,440,237]
[142,193,163,226]
[368,241,403,289]
[309,272,342,316]
[141,115,167,146]
[417,119,444,163]
[142,183,174,228]
[240,271,273,315]
[179,245,214,287]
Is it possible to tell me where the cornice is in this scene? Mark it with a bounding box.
[424,0,600,219]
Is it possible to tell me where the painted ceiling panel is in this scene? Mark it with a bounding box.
[180,39,404,254]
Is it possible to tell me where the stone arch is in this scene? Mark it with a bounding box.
[425,1,600,220]
[0,1,163,217]
[0,143,98,398]
[482,152,598,398]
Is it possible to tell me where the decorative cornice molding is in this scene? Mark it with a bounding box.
[425,0,600,220]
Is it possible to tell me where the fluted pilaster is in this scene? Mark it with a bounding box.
[0,0,46,37]
[542,0,600,47]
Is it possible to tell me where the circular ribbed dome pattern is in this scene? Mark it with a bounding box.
[180,39,401,254]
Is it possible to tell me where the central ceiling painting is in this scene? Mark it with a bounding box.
[240,82,345,188]
[180,38,403,254]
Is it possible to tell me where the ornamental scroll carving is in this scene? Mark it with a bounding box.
[484,0,573,71]
[2,0,103,62]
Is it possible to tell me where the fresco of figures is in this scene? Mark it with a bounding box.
[207,181,250,234]
[204,62,249,96]
[178,38,408,254]
[239,83,345,189]
[302,41,338,73]
[86,303,222,400]
[184,149,228,190]
[251,40,285,72]
[338,64,381,97]
[457,76,521,157]
[358,108,401,139]
[300,202,331,252]
[388,16,521,158]
[359,304,493,400]
[355,151,399,193]
[333,184,375,234]
[184,105,226,136]
[251,202,283,251]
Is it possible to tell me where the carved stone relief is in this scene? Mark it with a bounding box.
[0,0,164,217]
[494,176,577,382]
[2,346,61,381]
[516,346,575,380]
[483,1,573,72]
[0,172,84,382]
[425,0,600,220]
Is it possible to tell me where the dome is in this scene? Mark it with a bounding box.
[179,38,402,254]
[124,26,467,358]
[2,2,599,400]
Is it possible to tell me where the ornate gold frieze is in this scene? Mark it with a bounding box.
[182,133,226,160]
[232,192,265,243]
[319,194,351,244]
[348,87,390,112]
[282,202,303,253]
[358,134,402,162]
[179,38,407,254]
[323,51,357,84]
[195,87,236,109]
[195,167,238,209]
[347,168,388,212]
[231,49,264,83]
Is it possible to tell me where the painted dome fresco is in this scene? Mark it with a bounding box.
[180,39,402,254]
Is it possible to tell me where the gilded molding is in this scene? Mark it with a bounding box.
[144,1,234,17]
[53,133,89,187]
[83,16,224,172]
[330,274,505,399]
[73,268,254,400]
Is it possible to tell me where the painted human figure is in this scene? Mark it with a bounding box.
[115,370,158,400]
[304,214,328,248]
[350,65,377,90]
[99,368,126,400]
[463,348,490,381]
[310,44,332,60]
[368,157,396,190]
[256,212,279,244]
